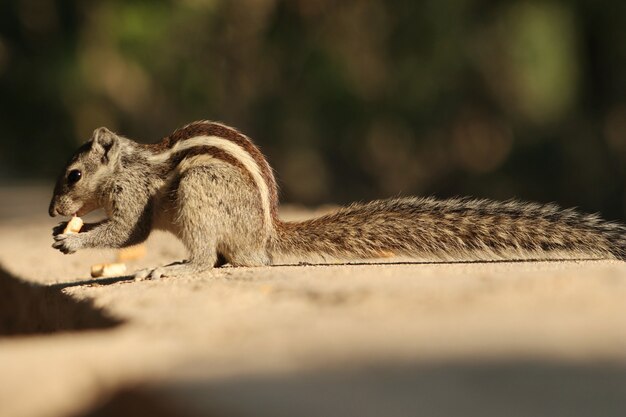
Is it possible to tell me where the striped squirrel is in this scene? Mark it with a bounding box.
[50,121,626,279]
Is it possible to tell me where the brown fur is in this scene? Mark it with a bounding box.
[272,197,626,262]
[50,122,626,280]
[144,121,279,219]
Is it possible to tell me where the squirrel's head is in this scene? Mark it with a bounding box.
[49,127,122,217]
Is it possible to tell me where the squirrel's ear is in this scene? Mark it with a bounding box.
[91,127,120,164]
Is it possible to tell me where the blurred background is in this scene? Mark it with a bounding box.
[0,0,625,220]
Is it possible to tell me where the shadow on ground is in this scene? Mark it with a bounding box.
[0,265,122,336]
[80,361,626,417]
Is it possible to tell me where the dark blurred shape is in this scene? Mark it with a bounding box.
[0,0,624,220]
[79,361,626,417]
[0,266,121,336]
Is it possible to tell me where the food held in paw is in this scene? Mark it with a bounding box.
[63,216,84,234]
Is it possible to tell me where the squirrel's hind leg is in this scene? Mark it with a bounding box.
[179,163,270,269]
[138,163,269,279]
[134,260,205,280]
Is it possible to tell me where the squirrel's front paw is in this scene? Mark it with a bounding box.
[52,233,84,254]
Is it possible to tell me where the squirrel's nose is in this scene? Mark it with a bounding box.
[48,200,58,217]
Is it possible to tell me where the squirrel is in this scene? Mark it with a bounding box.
[50,120,626,279]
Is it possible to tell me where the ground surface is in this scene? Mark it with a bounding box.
[0,185,625,417]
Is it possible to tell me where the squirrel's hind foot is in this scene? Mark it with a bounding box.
[134,261,208,280]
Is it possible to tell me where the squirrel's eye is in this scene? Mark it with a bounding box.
[67,169,82,185]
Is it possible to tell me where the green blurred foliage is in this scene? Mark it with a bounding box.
[0,0,625,219]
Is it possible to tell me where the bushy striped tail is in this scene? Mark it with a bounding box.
[271,197,626,263]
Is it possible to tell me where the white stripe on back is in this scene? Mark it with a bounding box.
[148,135,272,229]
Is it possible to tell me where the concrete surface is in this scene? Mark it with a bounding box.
[0,185,625,417]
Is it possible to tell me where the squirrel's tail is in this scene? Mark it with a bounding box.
[271,197,626,263]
